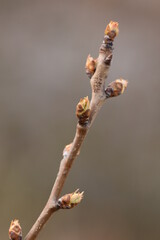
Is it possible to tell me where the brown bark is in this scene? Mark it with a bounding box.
[23,21,127,240]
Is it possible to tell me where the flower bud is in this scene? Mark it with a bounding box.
[105,78,128,98]
[105,21,119,39]
[76,97,90,125]
[85,54,97,78]
[9,219,22,240]
[58,189,84,209]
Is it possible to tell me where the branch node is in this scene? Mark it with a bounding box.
[104,53,113,65]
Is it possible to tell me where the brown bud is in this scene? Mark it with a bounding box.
[58,189,84,209]
[104,21,119,39]
[85,54,97,78]
[76,96,90,125]
[9,219,22,240]
[63,143,80,158]
[105,78,128,98]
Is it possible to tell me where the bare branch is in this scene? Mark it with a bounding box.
[25,124,88,240]
[23,20,127,240]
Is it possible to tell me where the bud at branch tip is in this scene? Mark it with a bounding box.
[105,21,119,39]
[85,54,97,78]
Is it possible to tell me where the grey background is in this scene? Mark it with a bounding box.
[0,0,160,239]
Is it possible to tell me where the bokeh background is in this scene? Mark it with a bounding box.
[0,0,160,239]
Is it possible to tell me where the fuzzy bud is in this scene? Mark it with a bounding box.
[104,21,119,39]
[85,54,97,78]
[76,96,90,125]
[58,189,84,209]
[105,79,128,98]
[9,220,22,240]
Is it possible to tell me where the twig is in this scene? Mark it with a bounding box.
[11,21,128,240]
[25,124,88,240]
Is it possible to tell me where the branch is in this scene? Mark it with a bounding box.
[25,121,88,240]
[10,21,128,240]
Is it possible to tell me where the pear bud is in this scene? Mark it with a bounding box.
[9,219,22,240]
[76,97,90,125]
[105,79,128,98]
[58,189,84,209]
[105,21,119,39]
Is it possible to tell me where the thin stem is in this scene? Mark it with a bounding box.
[25,21,120,240]
[25,125,88,240]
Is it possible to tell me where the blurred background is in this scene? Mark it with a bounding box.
[0,0,160,239]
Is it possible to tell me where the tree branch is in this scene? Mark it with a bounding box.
[10,20,128,240]
[25,124,88,240]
